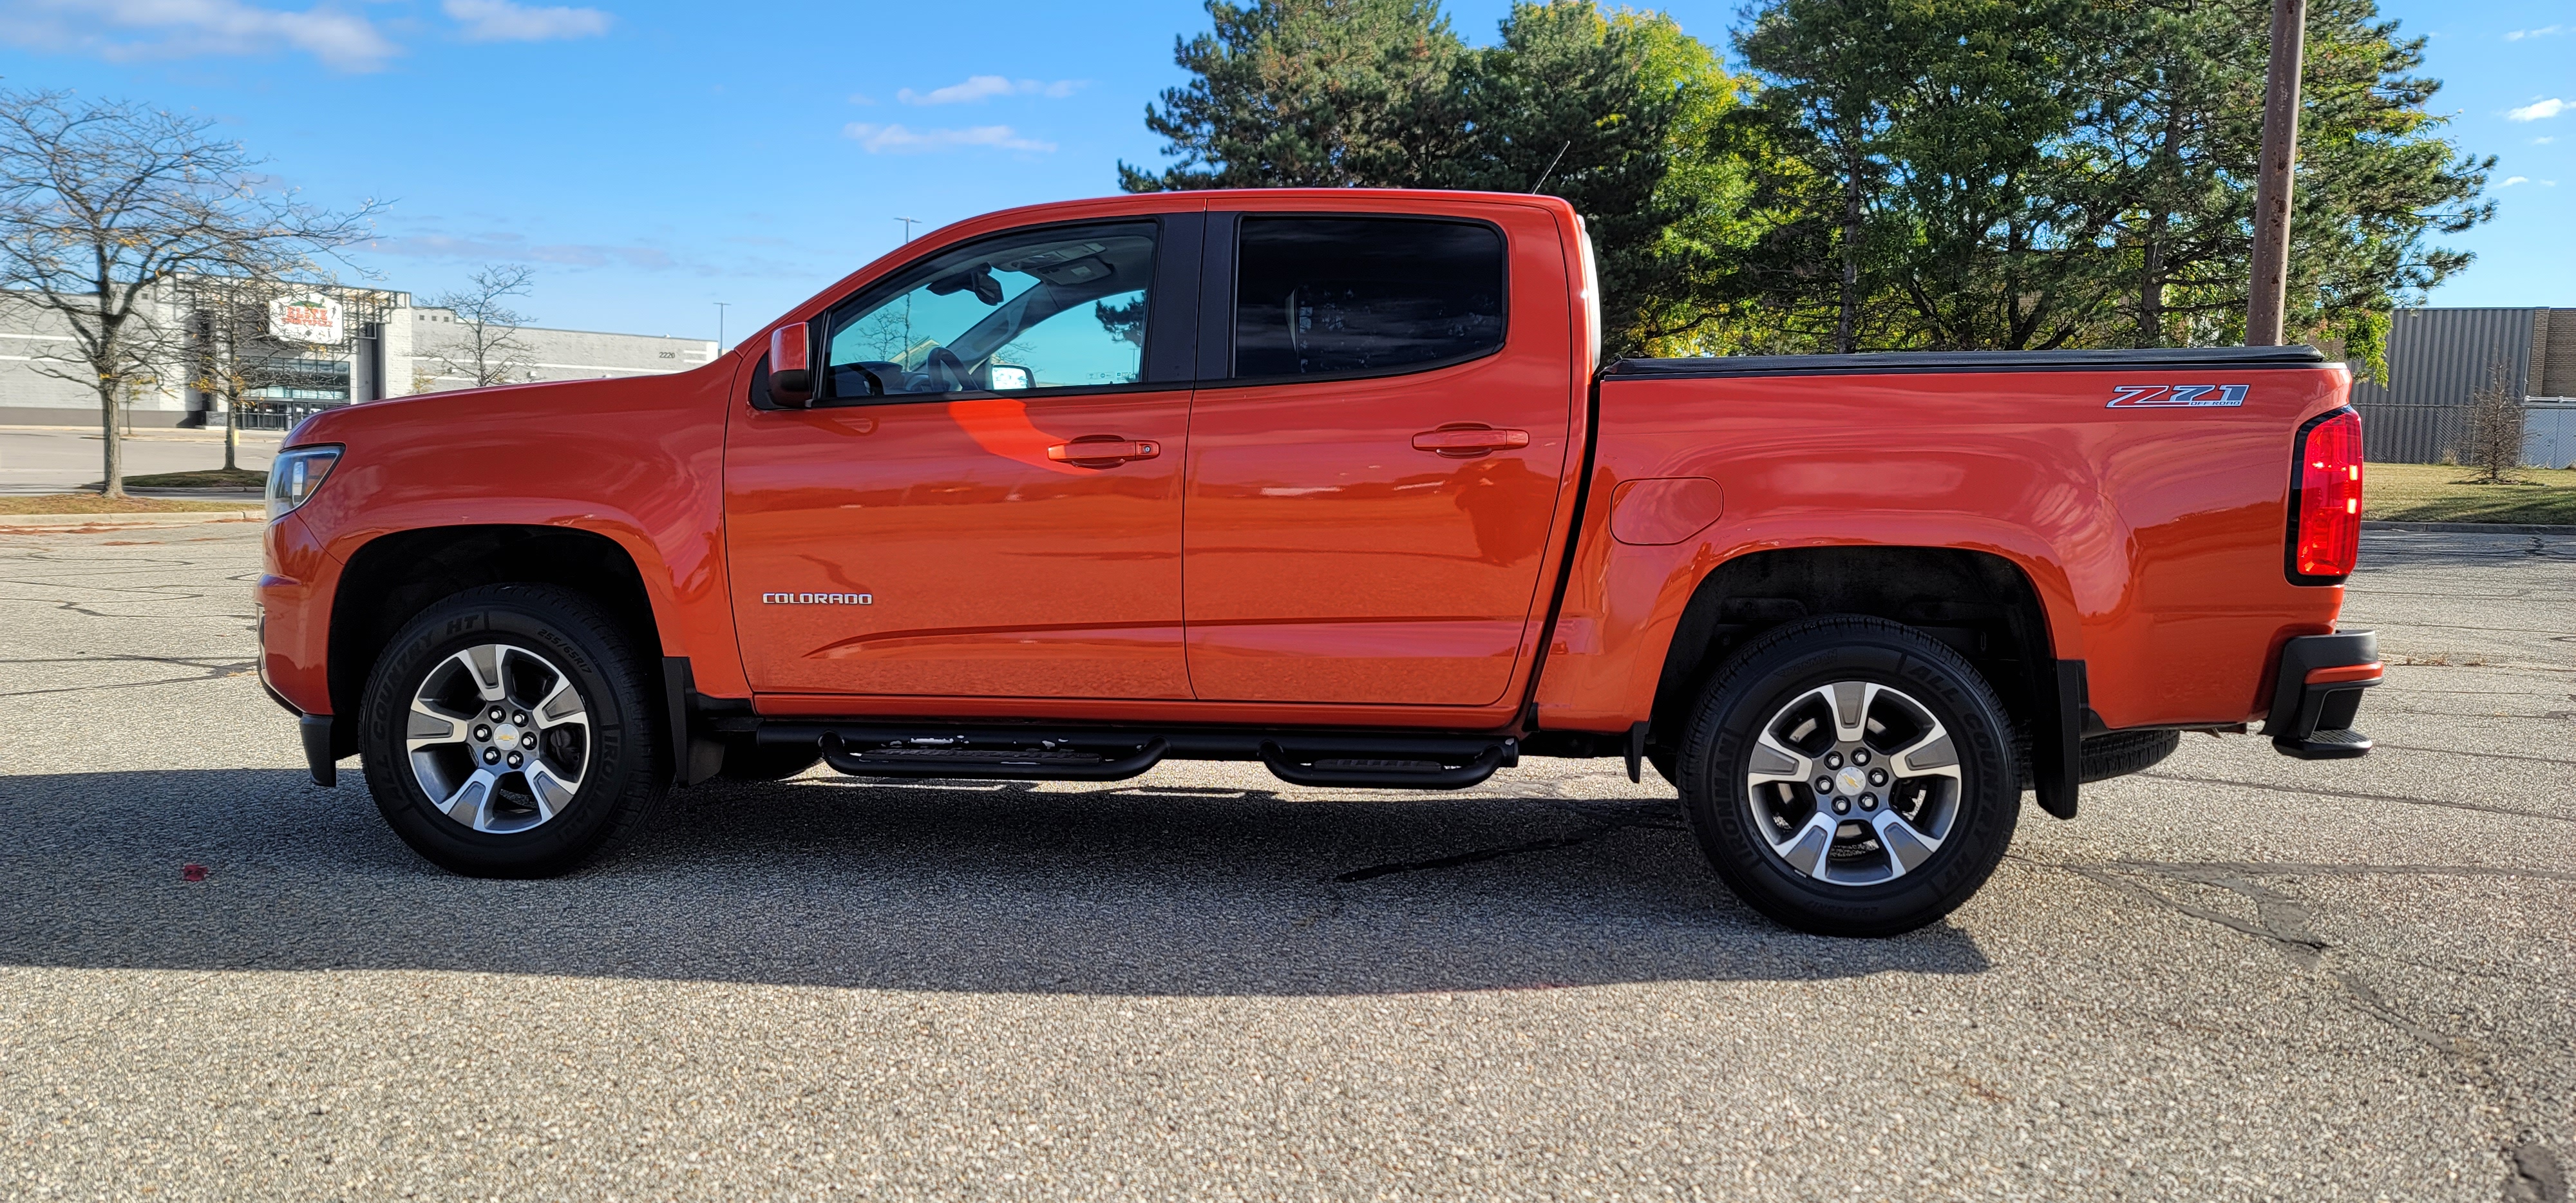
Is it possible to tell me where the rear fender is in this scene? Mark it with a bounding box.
[1533,514,2088,734]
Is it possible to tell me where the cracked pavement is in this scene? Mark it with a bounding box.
[0,522,2569,1200]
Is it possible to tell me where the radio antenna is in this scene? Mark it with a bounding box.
[1530,142,1571,193]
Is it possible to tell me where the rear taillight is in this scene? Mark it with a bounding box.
[2287,408,2363,583]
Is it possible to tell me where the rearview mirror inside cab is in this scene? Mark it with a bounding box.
[769,322,813,406]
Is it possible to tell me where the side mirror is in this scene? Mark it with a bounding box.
[770,322,813,406]
[988,364,1033,391]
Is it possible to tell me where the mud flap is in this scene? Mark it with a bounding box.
[2031,659,2085,820]
[299,715,336,788]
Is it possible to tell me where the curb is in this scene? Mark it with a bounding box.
[2365,520,2576,535]
[0,509,262,528]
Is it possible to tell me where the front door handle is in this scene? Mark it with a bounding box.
[1047,437,1161,466]
[1412,424,1531,457]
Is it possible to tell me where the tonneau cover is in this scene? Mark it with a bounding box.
[1604,345,2329,379]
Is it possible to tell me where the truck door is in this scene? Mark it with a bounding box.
[724,216,1200,699]
[1181,212,1577,706]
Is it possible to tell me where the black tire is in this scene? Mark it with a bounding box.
[719,737,823,782]
[1673,615,2019,938]
[2079,728,2182,784]
[358,583,666,878]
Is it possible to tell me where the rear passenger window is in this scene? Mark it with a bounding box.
[1232,217,1506,379]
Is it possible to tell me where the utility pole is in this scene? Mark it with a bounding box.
[2245,0,2306,346]
[714,301,729,348]
[895,216,922,243]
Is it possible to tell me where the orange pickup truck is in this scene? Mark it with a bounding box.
[258,189,2380,935]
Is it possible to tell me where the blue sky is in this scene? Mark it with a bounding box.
[0,0,2566,343]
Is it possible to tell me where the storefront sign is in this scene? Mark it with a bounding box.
[269,294,345,345]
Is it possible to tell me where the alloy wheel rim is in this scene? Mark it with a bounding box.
[403,643,590,834]
[1743,680,1962,887]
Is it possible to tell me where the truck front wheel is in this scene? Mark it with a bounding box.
[357,584,667,878]
[1673,616,2018,937]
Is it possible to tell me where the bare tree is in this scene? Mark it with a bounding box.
[2456,360,2531,484]
[181,276,388,474]
[0,89,379,498]
[426,264,537,389]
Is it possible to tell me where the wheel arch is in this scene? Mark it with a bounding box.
[1643,545,2067,763]
[326,524,664,757]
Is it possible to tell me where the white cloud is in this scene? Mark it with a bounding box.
[442,0,610,42]
[897,75,1083,106]
[2507,98,2567,121]
[376,231,673,270]
[2538,137,2557,145]
[2505,24,2561,40]
[0,0,398,71]
[842,122,1055,154]
[2501,176,2530,187]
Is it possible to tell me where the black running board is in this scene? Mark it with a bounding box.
[1258,740,1507,790]
[819,732,1169,781]
[771,722,1518,790]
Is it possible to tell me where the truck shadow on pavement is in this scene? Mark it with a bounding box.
[0,768,1990,994]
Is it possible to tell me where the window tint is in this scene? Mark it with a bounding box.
[822,221,1157,399]
[1233,217,1506,379]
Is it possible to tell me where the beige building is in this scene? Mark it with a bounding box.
[1,283,719,427]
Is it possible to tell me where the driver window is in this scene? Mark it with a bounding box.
[823,221,1157,399]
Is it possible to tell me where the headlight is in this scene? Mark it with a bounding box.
[267,445,343,522]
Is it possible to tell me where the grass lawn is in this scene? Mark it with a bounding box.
[109,467,268,489]
[2365,462,2576,526]
[0,494,259,515]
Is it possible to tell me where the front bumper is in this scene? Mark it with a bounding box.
[2265,631,2382,760]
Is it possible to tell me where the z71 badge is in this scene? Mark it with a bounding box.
[2107,383,2249,408]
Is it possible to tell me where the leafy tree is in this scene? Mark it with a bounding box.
[1730,0,1918,352]
[2266,0,2492,375]
[2063,0,2489,369]
[2065,0,2265,348]
[1732,0,2491,359]
[1119,0,1465,191]
[1443,3,1754,355]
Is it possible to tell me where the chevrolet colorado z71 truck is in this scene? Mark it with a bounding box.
[258,189,2381,936]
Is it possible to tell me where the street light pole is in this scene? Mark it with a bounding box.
[2246,0,2307,346]
[895,216,921,243]
[714,301,728,348]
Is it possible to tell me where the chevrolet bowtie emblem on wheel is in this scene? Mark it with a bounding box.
[2106,383,2250,408]
[761,592,873,605]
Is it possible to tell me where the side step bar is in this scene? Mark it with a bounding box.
[766,723,1517,790]
[1258,740,1508,790]
[819,733,1170,782]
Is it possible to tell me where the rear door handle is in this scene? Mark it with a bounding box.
[1047,438,1161,466]
[1411,425,1531,457]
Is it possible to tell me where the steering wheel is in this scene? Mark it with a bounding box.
[923,346,970,393]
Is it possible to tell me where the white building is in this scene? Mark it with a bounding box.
[0,283,719,427]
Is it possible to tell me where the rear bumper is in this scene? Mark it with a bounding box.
[2264,631,2381,759]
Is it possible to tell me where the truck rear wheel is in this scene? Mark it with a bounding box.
[357,584,666,878]
[1672,616,2018,937]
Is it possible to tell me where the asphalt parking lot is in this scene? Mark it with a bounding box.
[0,425,279,495]
[1,522,2568,1201]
